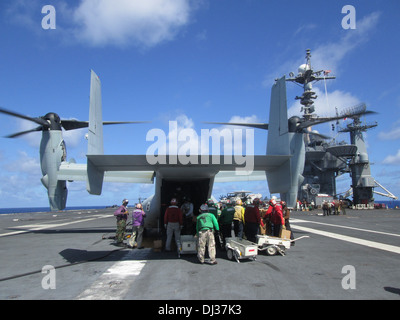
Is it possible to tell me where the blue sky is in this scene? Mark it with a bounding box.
[0,0,399,208]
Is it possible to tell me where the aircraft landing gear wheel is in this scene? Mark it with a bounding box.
[266,245,277,256]
[227,249,234,260]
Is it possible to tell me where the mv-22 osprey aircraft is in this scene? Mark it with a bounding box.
[0,57,372,232]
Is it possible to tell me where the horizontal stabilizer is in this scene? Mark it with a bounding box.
[58,162,154,184]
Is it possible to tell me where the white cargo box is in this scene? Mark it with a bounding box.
[177,235,197,258]
[256,235,309,255]
[225,237,258,263]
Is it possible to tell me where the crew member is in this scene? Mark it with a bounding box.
[281,201,294,242]
[114,199,129,246]
[181,197,194,235]
[196,204,219,265]
[218,200,235,244]
[264,198,285,237]
[164,198,183,251]
[128,203,146,249]
[322,200,329,216]
[233,199,245,238]
[207,199,219,220]
[244,198,263,243]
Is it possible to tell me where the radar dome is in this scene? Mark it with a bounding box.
[298,64,310,74]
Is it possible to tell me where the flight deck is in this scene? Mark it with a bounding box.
[1,207,399,301]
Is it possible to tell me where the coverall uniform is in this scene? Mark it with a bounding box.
[196,211,219,264]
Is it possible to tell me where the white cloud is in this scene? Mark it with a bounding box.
[72,0,192,47]
[5,0,196,48]
[62,127,86,149]
[227,115,260,126]
[293,23,317,36]
[310,12,381,72]
[4,150,40,174]
[14,118,41,148]
[378,121,400,141]
[0,150,46,206]
[382,149,400,165]
[264,11,381,86]
[288,87,361,118]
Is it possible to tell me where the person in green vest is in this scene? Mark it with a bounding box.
[196,204,219,265]
[207,199,219,219]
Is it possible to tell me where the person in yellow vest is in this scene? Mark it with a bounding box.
[233,199,245,238]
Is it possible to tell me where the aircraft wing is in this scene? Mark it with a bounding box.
[84,154,289,172]
[58,154,289,188]
[214,171,266,182]
[57,162,154,183]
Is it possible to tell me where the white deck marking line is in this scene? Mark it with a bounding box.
[291,218,400,238]
[75,249,149,300]
[290,223,400,255]
[0,214,110,238]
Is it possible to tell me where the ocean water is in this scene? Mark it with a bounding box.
[0,206,109,215]
[0,201,398,215]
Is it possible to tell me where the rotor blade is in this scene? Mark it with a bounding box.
[61,120,150,131]
[60,120,89,130]
[103,121,151,125]
[204,122,269,130]
[5,126,43,138]
[305,131,330,140]
[298,110,377,130]
[0,107,48,127]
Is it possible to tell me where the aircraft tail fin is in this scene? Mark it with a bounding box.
[266,76,289,155]
[88,70,104,155]
[266,76,292,203]
[86,70,104,195]
[266,76,304,208]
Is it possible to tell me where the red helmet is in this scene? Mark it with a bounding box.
[269,199,276,206]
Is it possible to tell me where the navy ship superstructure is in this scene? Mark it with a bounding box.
[286,50,396,206]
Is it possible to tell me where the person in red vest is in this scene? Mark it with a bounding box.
[264,198,286,237]
[164,198,183,251]
[244,198,264,243]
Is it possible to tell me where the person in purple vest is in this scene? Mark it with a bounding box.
[128,203,146,249]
